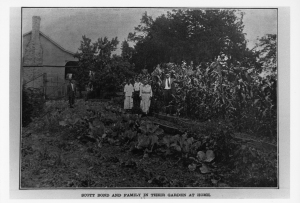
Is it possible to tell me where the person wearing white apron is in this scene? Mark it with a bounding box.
[124,79,134,110]
[140,79,153,115]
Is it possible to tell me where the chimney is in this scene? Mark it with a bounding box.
[23,16,43,66]
[32,16,41,41]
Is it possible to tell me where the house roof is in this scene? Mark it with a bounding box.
[23,31,76,56]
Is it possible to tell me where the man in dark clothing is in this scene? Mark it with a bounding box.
[67,79,76,108]
[149,75,161,114]
[133,77,142,111]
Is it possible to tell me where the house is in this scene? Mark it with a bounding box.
[22,16,78,98]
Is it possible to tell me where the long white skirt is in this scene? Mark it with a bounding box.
[124,96,133,109]
[140,94,151,114]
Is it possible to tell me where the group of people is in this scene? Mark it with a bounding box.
[66,71,176,115]
[124,77,153,115]
[124,72,176,115]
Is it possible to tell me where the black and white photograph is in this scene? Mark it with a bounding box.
[6,5,294,199]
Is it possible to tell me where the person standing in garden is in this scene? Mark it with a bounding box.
[67,79,76,108]
[133,76,142,111]
[162,72,175,115]
[85,81,93,101]
[149,75,161,114]
[140,79,152,115]
[124,79,134,111]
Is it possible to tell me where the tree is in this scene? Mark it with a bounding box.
[128,9,255,72]
[121,40,135,62]
[106,55,135,93]
[74,35,134,98]
[254,34,277,76]
[72,35,94,96]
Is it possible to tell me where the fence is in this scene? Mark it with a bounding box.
[45,74,66,99]
[23,71,68,100]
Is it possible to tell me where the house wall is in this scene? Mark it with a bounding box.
[22,67,44,89]
[39,34,76,66]
[22,34,31,56]
[23,33,76,66]
[22,16,78,98]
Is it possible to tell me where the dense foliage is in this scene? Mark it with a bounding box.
[22,85,45,127]
[73,36,135,98]
[128,9,256,72]
[151,60,277,139]
[254,34,277,76]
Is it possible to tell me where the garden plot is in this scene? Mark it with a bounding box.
[21,100,277,188]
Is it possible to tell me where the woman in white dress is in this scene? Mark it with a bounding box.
[140,79,153,115]
[124,79,134,110]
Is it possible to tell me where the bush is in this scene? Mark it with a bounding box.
[22,85,45,127]
[22,85,33,127]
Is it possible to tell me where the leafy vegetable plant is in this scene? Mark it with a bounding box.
[136,121,164,153]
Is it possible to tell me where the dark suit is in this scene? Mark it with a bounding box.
[162,77,175,114]
[67,82,76,107]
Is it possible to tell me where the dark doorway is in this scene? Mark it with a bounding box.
[65,61,79,79]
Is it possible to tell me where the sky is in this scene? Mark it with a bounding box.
[22,8,277,55]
